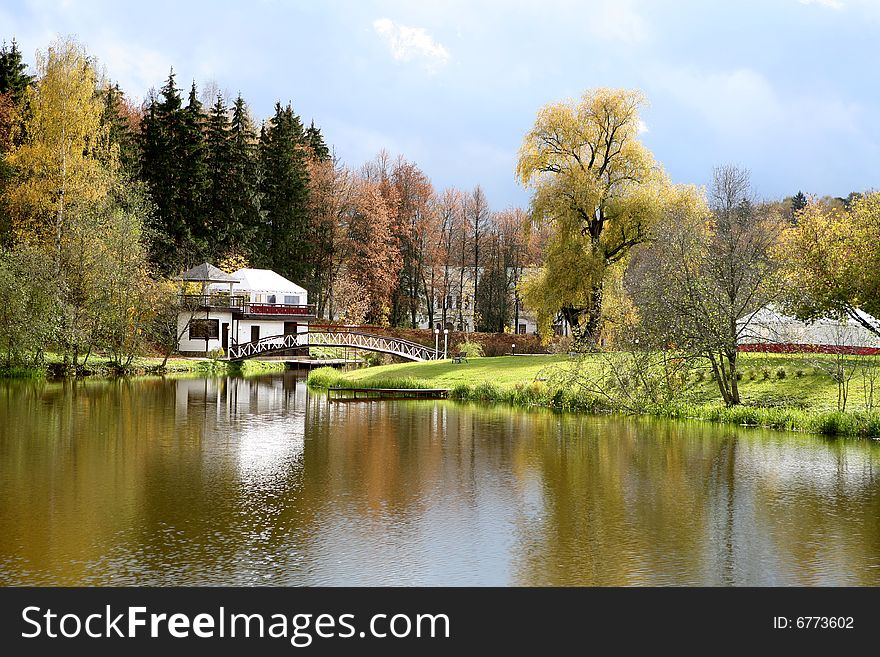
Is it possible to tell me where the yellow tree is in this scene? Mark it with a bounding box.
[778,193,880,338]
[5,36,115,255]
[517,88,667,344]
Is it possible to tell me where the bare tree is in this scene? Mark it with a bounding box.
[467,185,489,306]
[627,167,781,406]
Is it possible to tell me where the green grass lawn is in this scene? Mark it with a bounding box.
[315,352,880,414]
[340,354,561,387]
[309,352,880,438]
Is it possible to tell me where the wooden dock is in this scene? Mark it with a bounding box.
[327,386,450,402]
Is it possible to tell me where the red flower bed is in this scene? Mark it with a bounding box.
[739,343,880,356]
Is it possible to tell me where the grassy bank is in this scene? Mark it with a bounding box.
[0,354,287,379]
[308,353,880,439]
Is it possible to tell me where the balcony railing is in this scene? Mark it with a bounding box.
[178,294,314,316]
[241,302,315,316]
[179,293,249,309]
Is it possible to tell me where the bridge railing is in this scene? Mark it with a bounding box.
[228,333,303,360]
[226,330,441,362]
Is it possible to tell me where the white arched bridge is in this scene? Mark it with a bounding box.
[227,330,441,362]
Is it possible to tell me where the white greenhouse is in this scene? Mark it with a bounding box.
[737,305,880,353]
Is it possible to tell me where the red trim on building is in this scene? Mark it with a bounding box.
[739,343,880,356]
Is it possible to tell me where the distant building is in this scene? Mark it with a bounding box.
[176,263,315,356]
[406,265,542,335]
[738,305,880,354]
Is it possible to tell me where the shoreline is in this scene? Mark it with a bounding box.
[6,353,878,440]
[0,356,288,379]
[307,362,880,440]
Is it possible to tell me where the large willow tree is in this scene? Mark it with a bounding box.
[516,88,668,344]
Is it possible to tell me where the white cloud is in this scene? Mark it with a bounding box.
[91,37,173,102]
[372,17,450,72]
[798,0,845,9]
[588,0,649,44]
[637,119,649,134]
[654,66,862,147]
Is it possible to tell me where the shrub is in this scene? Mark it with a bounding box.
[775,367,786,380]
[747,369,757,381]
[207,347,225,360]
[458,341,485,358]
[761,368,771,380]
[795,369,805,378]
[362,352,385,367]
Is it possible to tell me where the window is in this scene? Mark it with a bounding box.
[284,295,300,305]
[267,294,276,304]
[189,319,219,340]
[518,324,527,335]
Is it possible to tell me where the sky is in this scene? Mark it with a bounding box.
[2,0,879,208]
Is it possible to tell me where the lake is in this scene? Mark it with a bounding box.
[1,372,879,586]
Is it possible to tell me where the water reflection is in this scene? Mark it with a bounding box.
[0,373,878,585]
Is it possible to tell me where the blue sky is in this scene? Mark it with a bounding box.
[2,0,878,207]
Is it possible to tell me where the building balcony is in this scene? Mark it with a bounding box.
[178,293,315,318]
[237,302,315,318]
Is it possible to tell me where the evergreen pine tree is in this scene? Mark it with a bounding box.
[791,190,807,213]
[226,94,262,257]
[204,94,233,258]
[100,83,141,176]
[305,120,330,160]
[141,69,193,272]
[259,102,310,283]
[0,38,33,104]
[180,81,209,257]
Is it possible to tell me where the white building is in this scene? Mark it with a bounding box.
[176,263,314,356]
[738,305,880,353]
[409,265,542,335]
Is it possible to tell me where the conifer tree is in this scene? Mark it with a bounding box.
[180,81,208,256]
[99,83,141,176]
[141,69,191,271]
[204,94,233,258]
[259,102,310,283]
[226,93,261,257]
[0,39,33,104]
[305,120,330,161]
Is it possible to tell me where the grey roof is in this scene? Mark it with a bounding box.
[179,262,238,283]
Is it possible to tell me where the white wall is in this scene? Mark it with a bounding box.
[742,319,880,348]
[177,310,233,353]
[235,319,308,345]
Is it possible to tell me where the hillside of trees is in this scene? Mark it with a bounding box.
[2,35,877,401]
[0,36,539,369]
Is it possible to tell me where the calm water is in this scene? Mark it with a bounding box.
[1,373,879,586]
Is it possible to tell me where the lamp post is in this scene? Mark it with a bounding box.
[443,328,449,359]
[512,342,516,355]
[434,327,440,359]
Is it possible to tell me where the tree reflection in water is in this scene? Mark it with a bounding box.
[0,373,879,585]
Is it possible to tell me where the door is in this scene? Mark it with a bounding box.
[284,322,300,355]
[250,325,260,343]
[222,323,229,351]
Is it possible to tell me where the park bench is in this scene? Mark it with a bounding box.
[452,353,468,364]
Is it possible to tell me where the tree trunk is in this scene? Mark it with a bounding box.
[726,349,741,405]
[707,351,732,406]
